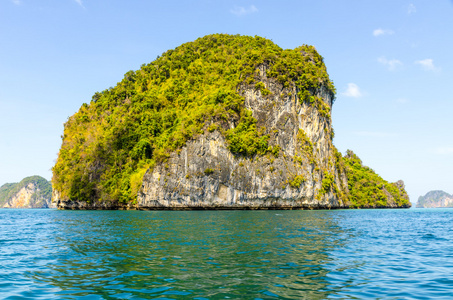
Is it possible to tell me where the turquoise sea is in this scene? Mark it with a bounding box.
[1,208,452,299]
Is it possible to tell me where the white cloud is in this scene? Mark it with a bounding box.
[415,59,440,72]
[74,0,85,8]
[354,131,398,138]
[11,0,21,5]
[378,57,403,71]
[434,147,453,155]
[342,83,362,98]
[373,28,394,37]
[408,4,416,14]
[230,5,258,16]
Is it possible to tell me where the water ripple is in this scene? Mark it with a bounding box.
[1,209,453,299]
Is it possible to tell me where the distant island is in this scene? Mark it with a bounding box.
[0,176,53,208]
[416,190,453,208]
[51,34,411,210]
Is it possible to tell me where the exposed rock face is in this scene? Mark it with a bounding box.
[378,180,410,208]
[0,176,54,209]
[393,180,411,207]
[137,68,348,209]
[416,190,453,208]
[53,190,130,210]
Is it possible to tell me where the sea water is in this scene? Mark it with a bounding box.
[0,208,452,299]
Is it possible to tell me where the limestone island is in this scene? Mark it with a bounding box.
[52,34,411,210]
[0,176,53,208]
[416,190,453,208]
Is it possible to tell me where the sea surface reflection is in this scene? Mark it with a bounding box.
[1,209,453,299]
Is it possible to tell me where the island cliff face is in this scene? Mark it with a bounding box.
[138,72,341,209]
[52,34,410,210]
[0,176,53,208]
[416,190,453,208]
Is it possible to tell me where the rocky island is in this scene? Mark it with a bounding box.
[416,190,453,208]
[52,34,410,210]
[0,176,53,208]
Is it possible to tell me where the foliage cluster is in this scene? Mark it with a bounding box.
[0,183,16,206]
[204,168,215,175]
[331,146,349,203]
[320,173,335,195]
[342,150,410,208]
[289,175,305,188]
[254,82,272,96]
[225,110,269,156]
[52,34,335,204]
[265,45,336,101]
[297,129,315,164]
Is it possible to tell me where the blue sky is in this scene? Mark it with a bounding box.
[1,0,452,204]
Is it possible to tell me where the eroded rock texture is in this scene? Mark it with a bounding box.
[138,68,348,209]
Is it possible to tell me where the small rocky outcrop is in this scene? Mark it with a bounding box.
[0,176,53,208]
[416,190,453,208]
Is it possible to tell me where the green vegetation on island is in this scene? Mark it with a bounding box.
[52,34,335,204]
[52,33,409,209]
[342,150,410,208]
[0,176,52,208]
[416,190,453,208]
[0,183,16,206]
